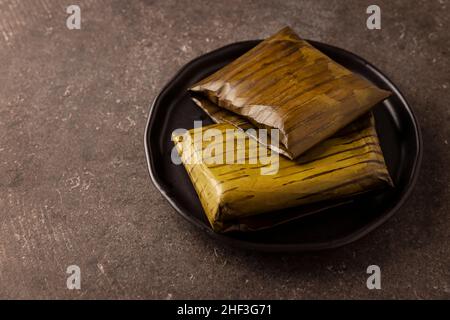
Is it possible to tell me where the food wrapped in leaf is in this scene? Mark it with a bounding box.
[190,26,391,159]
[172,115,393,233]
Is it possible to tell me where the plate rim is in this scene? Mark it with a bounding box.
[144,40,423,252]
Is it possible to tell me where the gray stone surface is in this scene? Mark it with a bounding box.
[0,0,448,299]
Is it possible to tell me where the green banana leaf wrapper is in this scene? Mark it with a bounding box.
[172,114,393,233]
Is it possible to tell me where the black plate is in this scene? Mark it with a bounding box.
[144,40,422,252]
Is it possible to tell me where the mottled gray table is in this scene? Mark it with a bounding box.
[0,0,448,299]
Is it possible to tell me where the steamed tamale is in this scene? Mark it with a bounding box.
[190,26,391,159]
[172,115,393,233]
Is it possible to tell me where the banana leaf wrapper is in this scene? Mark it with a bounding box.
[172,117,393,233]
[190,26,392,159]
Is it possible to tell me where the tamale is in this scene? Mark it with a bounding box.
[172,116,393,233]
[190,26,392,159]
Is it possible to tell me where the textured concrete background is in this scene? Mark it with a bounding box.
[0,0,448,299]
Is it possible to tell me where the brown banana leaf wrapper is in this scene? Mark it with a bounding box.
[172,117,393,233]
[190,26,392,159]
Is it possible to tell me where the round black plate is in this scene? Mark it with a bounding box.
[144,40,422,252]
